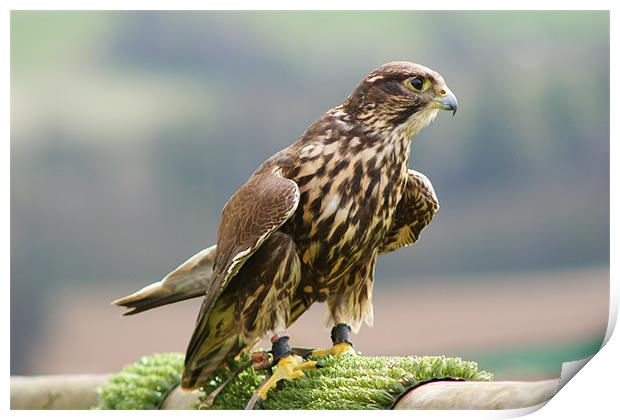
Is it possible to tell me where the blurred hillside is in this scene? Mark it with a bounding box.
[10,11,609,374]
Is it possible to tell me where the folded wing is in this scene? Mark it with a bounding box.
[379,169,439,254]
[182,167,300,389]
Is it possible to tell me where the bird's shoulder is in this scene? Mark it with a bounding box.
[406,169,439,208]
[378,169,439,254]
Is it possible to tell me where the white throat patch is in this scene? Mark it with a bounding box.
[406,107,439,139]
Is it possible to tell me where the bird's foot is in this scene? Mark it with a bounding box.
[311,323,357,357]
[255,335,319,401]
[256,354,318,400]
[311,341,356,357]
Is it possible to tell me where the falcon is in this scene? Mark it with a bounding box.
[114,61,457,399]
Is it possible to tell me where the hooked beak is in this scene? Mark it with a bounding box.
[433,89,458,115]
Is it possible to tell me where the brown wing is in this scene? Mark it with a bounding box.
[182,166,299,387]
[379,169,439,254]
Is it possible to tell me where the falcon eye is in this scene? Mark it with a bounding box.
[409,77,424,91]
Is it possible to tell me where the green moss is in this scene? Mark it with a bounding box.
[96,353,185,409]
[95,352,493,410]
[199,353,493,410]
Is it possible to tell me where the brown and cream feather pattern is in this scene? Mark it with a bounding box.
[115,62,458,390]
[379,169,439,254]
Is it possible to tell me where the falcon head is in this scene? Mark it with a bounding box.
[343,61,458,135]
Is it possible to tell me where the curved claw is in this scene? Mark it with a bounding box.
[256,355,318,400]
[311,342,356,358]
[294,360,319,371]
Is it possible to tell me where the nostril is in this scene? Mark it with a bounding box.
[440,89,446,96]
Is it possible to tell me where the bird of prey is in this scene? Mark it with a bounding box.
[114,61,457,399]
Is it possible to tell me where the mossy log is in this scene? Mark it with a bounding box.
[10,352,559,410]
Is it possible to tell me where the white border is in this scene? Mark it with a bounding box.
[1,0,616,10]
[3,2,616,419]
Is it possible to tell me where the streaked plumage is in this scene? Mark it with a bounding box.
[114,61,457,391]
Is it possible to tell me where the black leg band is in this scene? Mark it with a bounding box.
[271,336,293,365]
[330,323,353,346]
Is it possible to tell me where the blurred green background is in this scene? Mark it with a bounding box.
[11,11,609,378]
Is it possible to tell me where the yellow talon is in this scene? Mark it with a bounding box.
[256,355,318,400]
[311,341,356,357]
